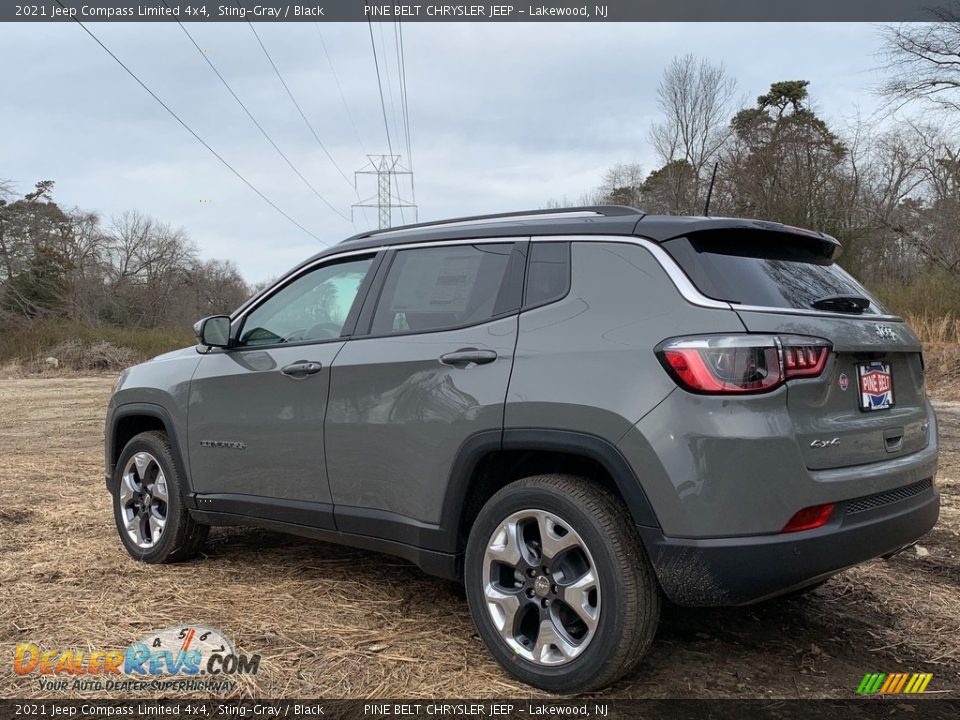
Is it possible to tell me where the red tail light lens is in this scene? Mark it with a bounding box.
[783,344,829,378]
[656,334,831,395]
[781,503,835,533]
[661,343,781,393]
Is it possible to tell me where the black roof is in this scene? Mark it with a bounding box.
[231,207,841,319]
[298,206,840,267]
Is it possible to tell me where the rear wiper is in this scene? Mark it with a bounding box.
[811,295,870,314]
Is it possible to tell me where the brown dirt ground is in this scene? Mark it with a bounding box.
[0,376,957,699]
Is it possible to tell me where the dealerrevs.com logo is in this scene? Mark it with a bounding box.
[13,625,260,692]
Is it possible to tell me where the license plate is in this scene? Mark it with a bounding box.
[858,361,894,411]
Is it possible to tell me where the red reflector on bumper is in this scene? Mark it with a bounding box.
[781,503,835,533]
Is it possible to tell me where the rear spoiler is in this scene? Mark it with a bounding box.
[635,217,842,262]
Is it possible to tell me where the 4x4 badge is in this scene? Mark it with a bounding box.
[810,437,841,448]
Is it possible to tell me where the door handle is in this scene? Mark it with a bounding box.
[281,360,323,378]
[439,348,498,367]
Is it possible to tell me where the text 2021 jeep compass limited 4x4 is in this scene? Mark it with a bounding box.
[105,206,939,692]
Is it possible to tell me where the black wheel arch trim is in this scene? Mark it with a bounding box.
[436,428,661,553]
[106,402,192,495]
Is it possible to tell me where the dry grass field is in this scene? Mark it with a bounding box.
[0,375,957,699]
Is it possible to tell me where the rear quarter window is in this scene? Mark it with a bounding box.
[663,234,889,315]
[524,241,570,308]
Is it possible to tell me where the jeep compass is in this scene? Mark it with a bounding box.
[105,206,940,692]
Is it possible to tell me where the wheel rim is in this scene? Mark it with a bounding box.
[481,509,601,666]
[118,451,168,549]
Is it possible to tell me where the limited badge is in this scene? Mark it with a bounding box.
[838,372,849,391]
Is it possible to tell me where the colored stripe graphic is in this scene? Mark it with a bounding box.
[856,672,932,695]
[890,673,910,692]
[911,674,933,693]
[879,674,897,693]
[857,673,884,695]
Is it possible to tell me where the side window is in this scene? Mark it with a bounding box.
[524,242,570,308]
[370,243,514,335]
[239,257,373,347]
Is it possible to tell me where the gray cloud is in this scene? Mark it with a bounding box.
[1,21,886,281]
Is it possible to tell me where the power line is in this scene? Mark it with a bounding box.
[56,0,325,244]
[395,23,411,167]
[387,23,408,223]
[245,20,358,192]
[314,23,367,156]
[378,21,406,223]
[313,22,371,226]
[367,19,396,163]
[396,22,415,208]
[167,11,350,222]
[379,22,402,159]
[377,23,407,225]
[367,18,406,225]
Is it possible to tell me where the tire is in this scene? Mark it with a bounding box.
[464,474,660,693]
[111,430,208,563]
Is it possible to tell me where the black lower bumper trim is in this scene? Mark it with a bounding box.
[640,488,940,606]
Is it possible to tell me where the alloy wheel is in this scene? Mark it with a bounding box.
[118,451,168,549]
[482,509,601,666]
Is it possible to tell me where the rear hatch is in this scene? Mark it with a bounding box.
[663,227,929,470]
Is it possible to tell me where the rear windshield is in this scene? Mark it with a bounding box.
[663,234,888,315]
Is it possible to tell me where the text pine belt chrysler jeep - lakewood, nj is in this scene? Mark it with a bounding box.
[104,206,940,693]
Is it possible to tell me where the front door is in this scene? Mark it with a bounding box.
[187,254,377,527]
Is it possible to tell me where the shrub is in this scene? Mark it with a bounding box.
[0,319,195,371]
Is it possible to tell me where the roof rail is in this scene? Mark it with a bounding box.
[342,205,644,242]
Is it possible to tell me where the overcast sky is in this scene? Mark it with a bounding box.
[1,22,890,282]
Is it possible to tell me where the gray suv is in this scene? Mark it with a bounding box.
[105,206,940,692]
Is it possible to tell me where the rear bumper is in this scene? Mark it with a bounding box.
[639,483,940,606]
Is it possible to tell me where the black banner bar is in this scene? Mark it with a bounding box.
[1,700,959,720]
[2,1,957,23]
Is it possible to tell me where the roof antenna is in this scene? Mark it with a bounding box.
[703,161,719,216]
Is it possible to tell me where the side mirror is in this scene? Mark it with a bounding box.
[194,315,232,348]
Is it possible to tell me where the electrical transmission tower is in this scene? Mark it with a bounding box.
[352,154,417,229]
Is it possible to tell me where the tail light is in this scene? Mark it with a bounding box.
[782,344,830,377]
[781,503,835,533]
[656,334,831,395]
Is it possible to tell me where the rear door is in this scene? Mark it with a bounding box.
[663,232,929,470]
[325,240,525,538]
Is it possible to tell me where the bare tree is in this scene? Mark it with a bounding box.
[594,163,644,207]
[847,118,960,279]
[649,54,738,214]
[57,210,110,323]
[178,259,251,319]
[880,5,960,113]
[105,211,197,326]
[846,120,928,278]
[0,179,254,348]
[913,128,960,271]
